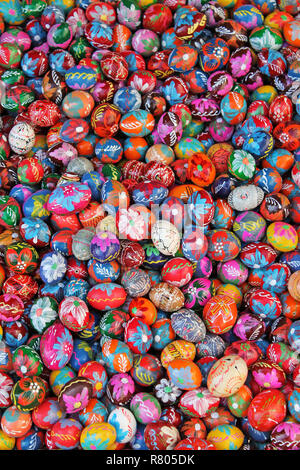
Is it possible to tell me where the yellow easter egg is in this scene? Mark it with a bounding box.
[265,10,294,31]
[252,85,278,104]
[267,222,298,252]
[207,424,244,450]
[80,422,117,450]
[0,430,15,450]
[161,339,196,368]
[217,0,237,7]
[217,284,243,308]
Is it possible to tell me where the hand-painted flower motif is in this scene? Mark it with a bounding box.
[154,378,182,405]
[39,251,67,285]
[29,296,58,334]
[62,387,90,414]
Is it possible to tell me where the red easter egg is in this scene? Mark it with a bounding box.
[50,418,82,449]
[247,389,286,432]
[225,340,263,366]
[28,100,61,127]
[91,103,121,137]
[251,360,286,389]
[161,257,194,287]
[203,295,238,334]
[144,420,180,450]
[175,438,216,450]
[100,52,128,81]
[58,296,90,332]
[0,294,24,322]
[0,371,14,408]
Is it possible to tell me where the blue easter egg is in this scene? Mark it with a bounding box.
[51,229,74,256]
[87,259,120,283]
[90,231,120,263]
[39,251,67,285]
[196,333,226,357]
[81,171,105,201]
[113,86,142,114]
[68,339,94,371]
[241,417,270,442]
[65,65,97,90]
[20,217,51,247]
[95,138,123,164]
[233,6,264,30]
[64,279,90,300]
[49,50,75,75]
[288,320,300,352]
[77,312,101,343]
[142,243,170,271]
[9,185,35,206]
[279,251,300,273]
[16,429,44,450]
[40,281,66,302]
[243,131,274,160]
[151,318,175,351]
[22,189,51,219]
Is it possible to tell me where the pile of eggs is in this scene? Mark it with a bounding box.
[0,0,300,452]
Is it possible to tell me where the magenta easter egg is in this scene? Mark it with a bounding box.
[47,182,92,215]
[40,322,73,370]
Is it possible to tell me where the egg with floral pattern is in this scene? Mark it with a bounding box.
[40,322,73,371]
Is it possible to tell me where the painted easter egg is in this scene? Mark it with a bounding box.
[149,282,185,313]
[108,406,136,444]
[102,339,133,374]
[271,422,300,450]
[161,258,193,288]
[121,269,151,298]
[161,340,196,369]
[49,366,76,396]
[124,318,153,355]
[120,110,155,137]
[207,355,248,397]
[1,406,32,438]
[80,422,116,450]
[50,418,82,450]
[207,425,244,450]
[58,377,93,414]
[227,385,253,418]
[207,229,241,263]
[182,278,215,311]
[130,392,161,424]
[251,360,286,389]
[32,397,65,430]
[247,389,286,431]
[40,322,73,370]
[47,182,91,215]
[87,284,126,311]
[151,220,180,256]
[267,222,298,252]
[144,421,180,450]
[11,376,47,412]
[58,297,89,332]
[106,373,135,406]
[171,309,206,344]
[203,295,238,335]
[179,387,220,418]
[167,359,202,390]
